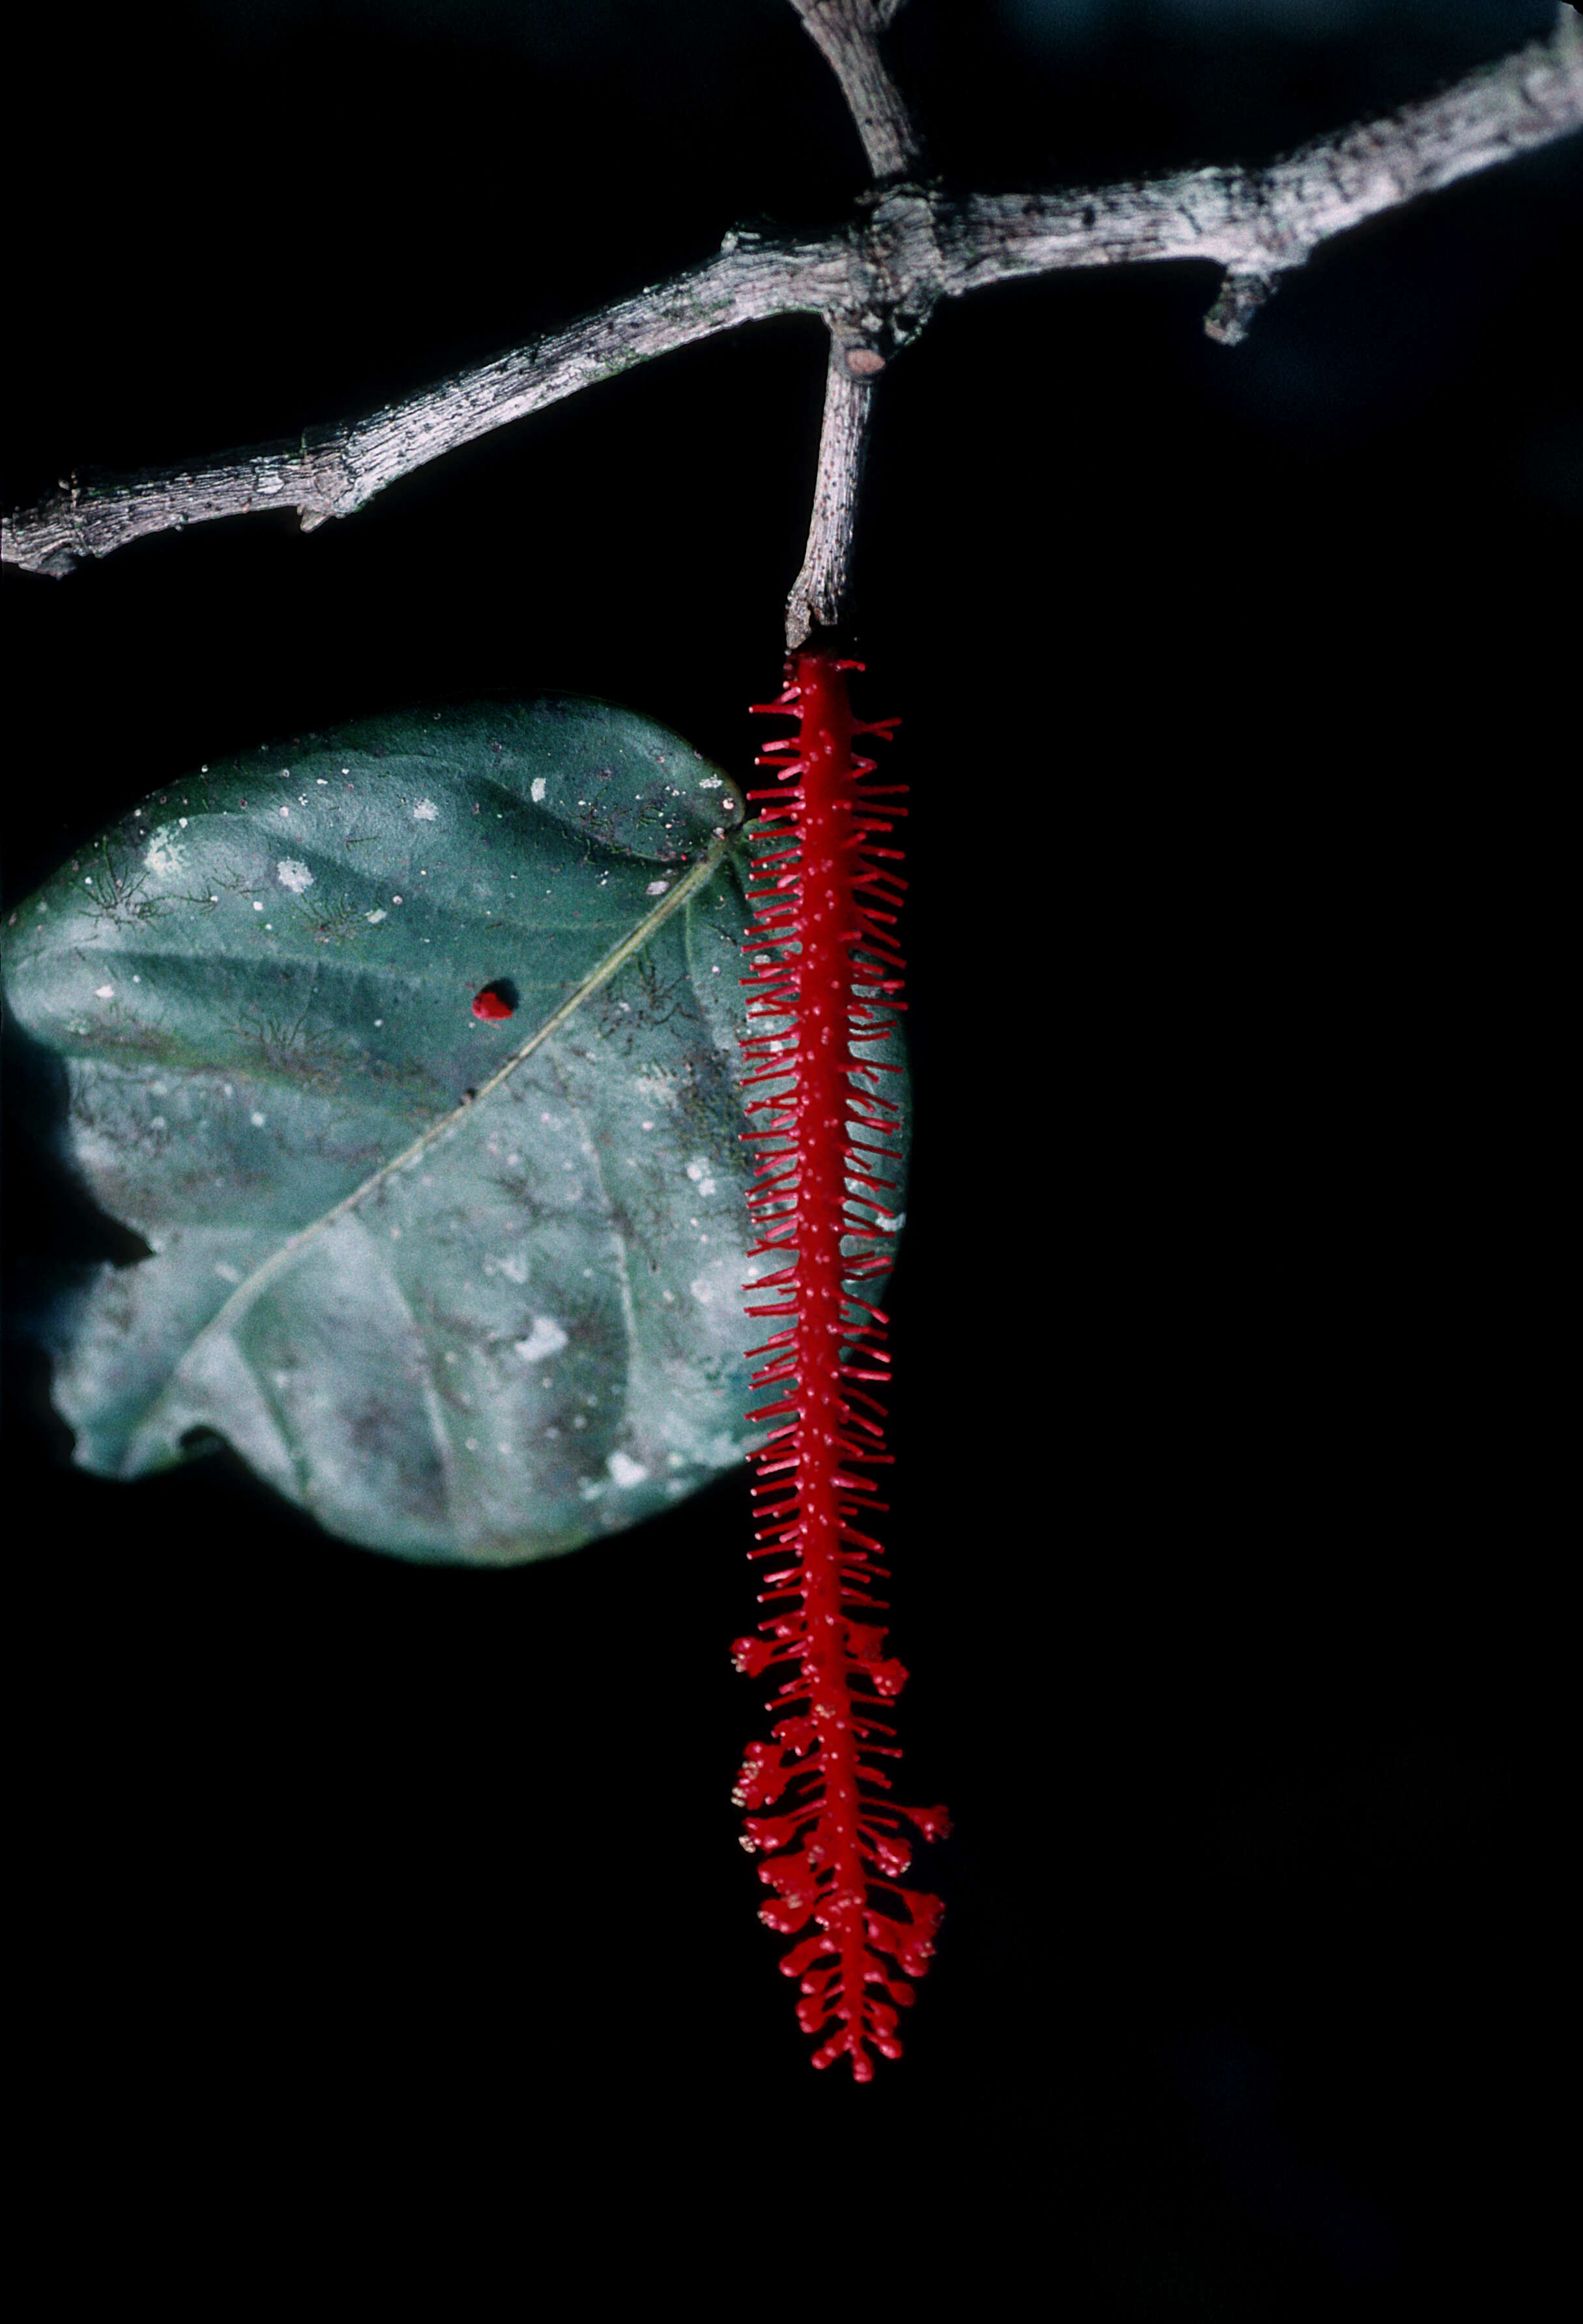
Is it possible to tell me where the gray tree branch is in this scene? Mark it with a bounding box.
[786,353,875,649]
[935,5,1582,339]
[6,5,1578,629]
[788,0,923,183]
[3,237,846,583]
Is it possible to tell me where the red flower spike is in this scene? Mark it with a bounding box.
[759,1894,815,1937]
[734,650,946,2079]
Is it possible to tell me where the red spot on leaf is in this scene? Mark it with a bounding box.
[471,983,516,1021]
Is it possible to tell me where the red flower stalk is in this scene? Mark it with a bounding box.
[733,650,948,2080]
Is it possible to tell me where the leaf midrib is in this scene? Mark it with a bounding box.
[125,827,742,1440]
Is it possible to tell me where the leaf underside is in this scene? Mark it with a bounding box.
[4,696,906,1566]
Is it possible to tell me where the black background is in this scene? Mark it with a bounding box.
[4,1,1573,2306]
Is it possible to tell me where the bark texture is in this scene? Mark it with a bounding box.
[5,4,1578,634]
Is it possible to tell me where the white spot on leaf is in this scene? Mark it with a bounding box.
[690,1255,740,1310]
[365,909,387,925]
[412,799,439,822]
[276,859,314,894]
[607,1451,648,1489]
[530,777,547,803]
[144,826,188,878]
[514,1317,568,1364]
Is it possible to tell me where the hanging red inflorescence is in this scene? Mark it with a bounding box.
[733,650,948,2080]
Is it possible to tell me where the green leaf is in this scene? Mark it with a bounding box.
[4,696,906,1566]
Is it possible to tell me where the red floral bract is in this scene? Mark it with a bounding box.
[734,650,948,2080]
